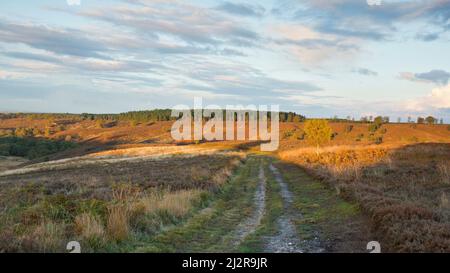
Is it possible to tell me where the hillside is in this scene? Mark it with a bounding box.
[0,115,449,253]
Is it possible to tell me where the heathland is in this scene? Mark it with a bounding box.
[0,112,449,252]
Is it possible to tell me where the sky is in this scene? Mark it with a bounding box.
[0,0,449,122]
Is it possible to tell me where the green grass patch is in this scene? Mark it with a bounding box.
[134,156,262,253]
[273,161,360,241]
[237,158,283,252]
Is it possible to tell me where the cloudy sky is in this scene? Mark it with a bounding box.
[0,0,449,121]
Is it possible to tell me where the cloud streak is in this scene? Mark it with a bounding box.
[216,2,266,17]
[353,67,378,76]
[0,20,108,59]
[400,70,450,86]
[289,0,450,41]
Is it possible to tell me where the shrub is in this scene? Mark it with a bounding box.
[130,120,138,127]
[32,128,41,136]
[295,130,306,140]
[15,128,34,138]
[345,125,353,133]
[374,116,383,126]
[44,127,53,137]
[42,194,78,221]
[425,116,436,125]
[101,121,118,128]
[292,115,303,123]
[283,130,294,139]
[369,123,380,132]
[304,119,332,152]
[96,119,105,129]
[374,136,383,144]
[356,133,364,141]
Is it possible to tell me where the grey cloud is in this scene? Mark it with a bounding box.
[152,45,246,56]
[1,50,163,74]
[314,23,387,41]
[401,70,450,85]
[275,37,359,51]
[414,70,450,85]
[219,48,247,57]
[180,62,322,99]
[353,68,378,76]
[2,51,62,64]
[416,32,440,42]
[286,0,450,41]
[71,3,261,51]
[0,20,108,59]
[216,2,265,17]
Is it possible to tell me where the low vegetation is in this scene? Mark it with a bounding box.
[0,153,244,252]
[280,143,450,252]
[0,112,449,253]
[0,137,76,159]
[136,156,261,252]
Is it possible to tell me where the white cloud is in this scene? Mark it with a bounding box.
[67,0,81,6]
[0,70,26,79]
[267,24,360,66]
[404,84,450,112]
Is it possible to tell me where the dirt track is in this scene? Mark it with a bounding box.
[233,164,266,246]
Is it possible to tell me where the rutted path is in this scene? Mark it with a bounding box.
[262,164,304,252]
[233,164,266,246]
[134,156,367,253]
[264,164,324,253]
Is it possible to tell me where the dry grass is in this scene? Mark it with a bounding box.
[211,157,242,185]
[28,221,65,252]
[138,189,202,217]
[0,156,29,172]
[280,143,450,252]
[74,213,105,243]
[0,151,243,252]
[0,153,245,193]
[280,145,389,167]
[440,193,449,209]
[104,186,204,242]
[278,122,450,150]
[437,161,450,185]
[106,205,130,242]
[190,166,211,182]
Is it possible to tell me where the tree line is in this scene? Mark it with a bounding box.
[1,110,306,124]
[2,111,445,125]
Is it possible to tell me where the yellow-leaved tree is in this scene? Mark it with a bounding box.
[304,119,332,154]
